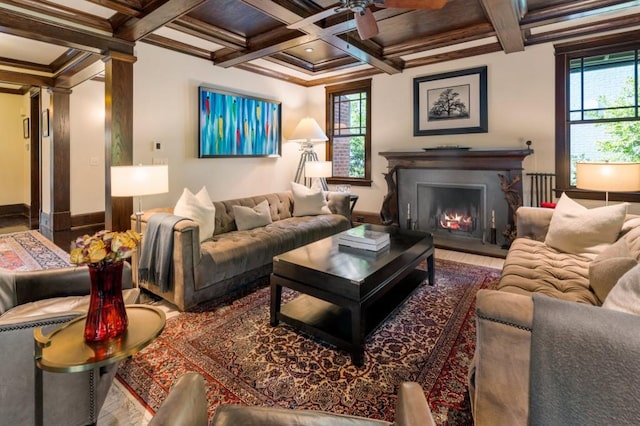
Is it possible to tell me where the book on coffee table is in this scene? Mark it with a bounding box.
[337,227,390,251]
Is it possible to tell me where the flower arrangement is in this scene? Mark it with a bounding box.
[70,230,141,267]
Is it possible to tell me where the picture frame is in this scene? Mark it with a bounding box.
[413,66,488,136]
[42,109,50,137]
[198,86,282,157]
[23,117,30,139]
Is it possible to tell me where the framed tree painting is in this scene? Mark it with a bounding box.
[198,86,282,157]
[413,66,488,136]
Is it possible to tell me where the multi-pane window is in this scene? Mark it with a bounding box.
[556,33,640,201]
[567,50,640,183]
[325,79,372,185]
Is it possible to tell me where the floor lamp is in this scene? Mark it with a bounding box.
[575,162,640,205]
[305,161,333,191]
[289,117,329,191]
[111,164,169,233]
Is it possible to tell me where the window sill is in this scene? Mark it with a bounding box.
[327,178,372,187]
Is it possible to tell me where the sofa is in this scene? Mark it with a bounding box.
[0,264,138,426]
[137,190,352,311]
[469,201,640,425]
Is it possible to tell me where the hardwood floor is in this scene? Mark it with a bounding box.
[0,214,30,235]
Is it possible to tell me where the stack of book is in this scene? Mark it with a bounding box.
[337,227,390,251]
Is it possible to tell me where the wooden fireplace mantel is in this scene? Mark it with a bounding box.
[379,148,534,171]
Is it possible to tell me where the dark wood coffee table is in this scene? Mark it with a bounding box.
[270,224,434,366]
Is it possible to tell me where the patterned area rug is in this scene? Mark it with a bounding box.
[0,230,71,271]
[117,259,500,425]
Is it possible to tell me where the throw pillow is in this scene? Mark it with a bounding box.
[602,263,640,315]
[233,200,272,231]
[174,187,216,243]
[291,181,331,217]
[544,193,627,256]
[589,238,638,304]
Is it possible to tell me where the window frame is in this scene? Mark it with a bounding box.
[555,30,640,202]
[325,79,372,186]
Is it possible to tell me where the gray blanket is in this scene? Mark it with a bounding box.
[138,213,186,292]
[530,294,640,425]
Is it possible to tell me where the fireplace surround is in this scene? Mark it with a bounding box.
[379,148,533,255]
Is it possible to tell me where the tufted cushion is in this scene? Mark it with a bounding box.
[498,238,598,304]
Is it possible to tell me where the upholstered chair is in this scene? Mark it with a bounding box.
[211,381,436,426]
[0,264,138,426]
[148,372,209,426]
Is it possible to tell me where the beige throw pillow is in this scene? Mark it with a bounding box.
[291,181,331,217]
[589,238,638,304]
[233,200,272,231]
[174,187,216,243]
[602,263,640,315]
[544,193,627,256]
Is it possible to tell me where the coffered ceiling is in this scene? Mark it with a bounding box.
[1,0,640,93]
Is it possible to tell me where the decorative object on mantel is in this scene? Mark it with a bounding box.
[413,66,488,136]
[70,230,141,342]
[380,170,397,225]
[499,173,523,247]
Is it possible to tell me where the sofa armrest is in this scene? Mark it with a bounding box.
[149,372,208,426]
[326,191,351,221]
[138,209,201,311]
[395,382,435,426]
[515,206,554,241]
[470,289,533,426]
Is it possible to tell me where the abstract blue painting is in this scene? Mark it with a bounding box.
[198,86,282,157]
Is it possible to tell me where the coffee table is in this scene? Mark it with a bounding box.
[270,224,434,366]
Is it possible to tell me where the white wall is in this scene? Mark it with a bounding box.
[0,93,28,206]
[132,43,312,210]
[41,89,51,214]
[70,80,105,214]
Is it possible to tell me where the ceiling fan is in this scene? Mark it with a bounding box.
[287,0,448,40]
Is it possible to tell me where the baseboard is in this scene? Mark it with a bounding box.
[71,211,105,230]
[0,203,29,218]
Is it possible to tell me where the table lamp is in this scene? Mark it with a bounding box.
[575,162,640,205]
[288,117,329,190]
[111,164,169,233]
[305,161,332,191]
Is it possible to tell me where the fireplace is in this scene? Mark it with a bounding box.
[417,183,485,240]
[379,148,533,255]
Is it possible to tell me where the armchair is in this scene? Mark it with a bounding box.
[212,382,435,426]
[0,264,138,426]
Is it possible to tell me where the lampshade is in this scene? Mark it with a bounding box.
[288,117,328,143]
[111,165,169,197]
[575,162,640,192]
[305,161,332,178]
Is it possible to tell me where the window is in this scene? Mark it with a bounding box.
[325,79,372,186]
[556,32,640,201]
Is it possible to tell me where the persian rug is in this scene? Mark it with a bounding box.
[117,259,500,425]
[0,230,71,271]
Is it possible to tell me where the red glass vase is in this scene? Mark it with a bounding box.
[84,261,128,342]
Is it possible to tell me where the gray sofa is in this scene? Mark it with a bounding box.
[469,206,640,425]
[0,264,138,426]
[138,191,351,311]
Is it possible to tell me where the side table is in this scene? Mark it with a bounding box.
[34,305,166,426]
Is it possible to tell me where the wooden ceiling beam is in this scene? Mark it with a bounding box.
[0,69,54,87]
[521,0,638,26]
[169,15,246,49]
[0,86,27,95]
[0,8,134,55]
[383,23,496,57]
[214,33,318,67]
[0,56,50,73]
[115,0,207,41]
[526,12,640,46]
[50,49,86,74]
[87,0,143,17]
[54,54,105,89]
[142,33,212,60]
[405,41,503,68]
[479,0,525,53]
[1,0,113,32]
[239,0,402,74]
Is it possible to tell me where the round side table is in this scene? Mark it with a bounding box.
[34,305,166,425]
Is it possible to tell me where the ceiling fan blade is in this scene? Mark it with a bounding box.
[287,7,341,30]
[355,8,379,40]
[377,0,447,9]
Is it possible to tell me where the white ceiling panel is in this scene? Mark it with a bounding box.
[0,33,67,64]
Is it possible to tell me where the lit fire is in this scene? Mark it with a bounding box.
[439,211,473,232]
